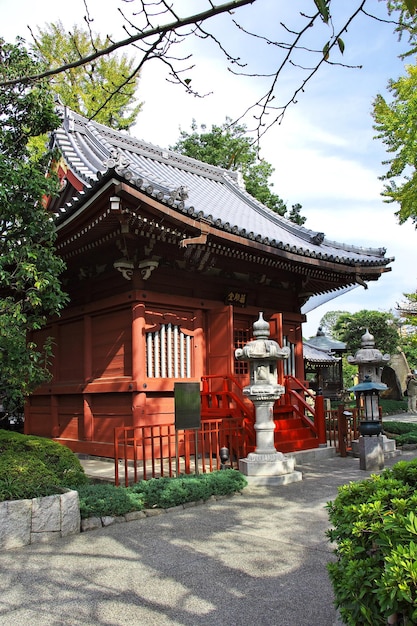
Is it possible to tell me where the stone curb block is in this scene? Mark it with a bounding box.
[0,490,81,550]
[80,492,240,533]
[0,491,241,547]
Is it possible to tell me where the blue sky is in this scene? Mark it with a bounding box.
[2,0,416,337]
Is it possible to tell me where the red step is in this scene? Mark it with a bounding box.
[276,438,319,453]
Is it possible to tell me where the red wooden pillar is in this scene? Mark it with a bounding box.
[82,315,93,441]
[51,395,59,438]
[315,391,326,446]
[83,394,94,441]
[132,303,146,428]
[132,302,145,382]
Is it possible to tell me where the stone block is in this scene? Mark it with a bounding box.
[358,436,384,471]
[124,510,146,521]
[60,490,81,537]
[0,499,31,549]
[31,531,60,544]
[81,516,102,532]
[32,494,61,533]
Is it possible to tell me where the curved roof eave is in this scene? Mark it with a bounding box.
[50,105,394,273]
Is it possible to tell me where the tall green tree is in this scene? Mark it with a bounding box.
[397,291,417,368]
[333,310,401,356]
[171,119,306,225]
[0,38,68,412]
[32,21,142,130]
[318,310,350,336]
[373,63,417,225]
[372,2,417,225]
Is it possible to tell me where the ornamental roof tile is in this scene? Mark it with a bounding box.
[51,106,393,270]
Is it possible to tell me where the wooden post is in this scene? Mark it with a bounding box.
[337,404,347,457]
[315,389,327,446]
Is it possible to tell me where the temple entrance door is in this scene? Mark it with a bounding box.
[206,306,234,390]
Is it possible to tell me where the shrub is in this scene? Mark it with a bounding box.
[379,399,408,416]
[77,483,145,518]
[0,429,88,501]
[77,470,247,518]
[383,421,417,446]
[327,460,417,625]
[129,469,247,509]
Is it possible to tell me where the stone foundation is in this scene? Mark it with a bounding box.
[0,490,80,550]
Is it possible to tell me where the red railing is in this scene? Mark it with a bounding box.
[201,374,254,421]
[114,417,247,486]
[282,375,326,445]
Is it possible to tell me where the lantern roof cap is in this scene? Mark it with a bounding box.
[348,375,387,392]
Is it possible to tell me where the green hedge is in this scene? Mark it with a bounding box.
[0,429,88,501]
[0,429,247,519]
[384,421,417,446]
[78,470,247,519]
[327,458,417,625]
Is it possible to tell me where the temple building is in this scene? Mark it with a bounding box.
[25,105,393,457]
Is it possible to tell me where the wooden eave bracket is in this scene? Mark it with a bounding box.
[179,220,211,248]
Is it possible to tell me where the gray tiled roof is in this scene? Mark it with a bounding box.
[303,342,340,363]
[52,106,393,269]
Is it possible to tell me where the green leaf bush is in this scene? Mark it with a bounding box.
[384,421,417,446]
[0,429,247,520]
[78,470,247,519]
[327,458,417,625]
[0,429,88,500]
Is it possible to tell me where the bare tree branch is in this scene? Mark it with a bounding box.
[0,0,404,142]
[0,0,255,86]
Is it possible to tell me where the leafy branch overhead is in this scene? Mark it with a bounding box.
[2,1,417,142]
[0,39,68,412]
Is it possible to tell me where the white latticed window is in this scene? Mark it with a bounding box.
[146,323,193,378]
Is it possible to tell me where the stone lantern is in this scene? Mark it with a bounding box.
[347,329,392,471]
[347,328,390,383]
[235,312,302,485]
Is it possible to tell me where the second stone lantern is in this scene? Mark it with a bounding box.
[235,312,302,485]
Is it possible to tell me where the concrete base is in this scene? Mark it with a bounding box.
[289,446,336,466]
[358,435,384,471]
[351,435,400,459]
[239,452,303,486]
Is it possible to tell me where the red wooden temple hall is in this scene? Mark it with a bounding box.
[25,105,393,457]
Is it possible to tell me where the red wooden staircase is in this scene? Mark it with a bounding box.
[201,374,326,454]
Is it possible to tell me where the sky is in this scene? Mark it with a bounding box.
[1,0,416,338]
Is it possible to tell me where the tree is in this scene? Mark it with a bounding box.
[0,38,68,412]
[171,119,306,223]
[318,310,350,336]
[2,1,416,142]
[333,310,401,356]
[373,63,417,225]
[397,291,417,368]
[31,21,142,130]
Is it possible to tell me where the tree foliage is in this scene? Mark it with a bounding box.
[372,1,417,226]
[0,38,68,412]
[171,119,306,224]
[373,63,417,225]
[397,291,417,369]
[333,310,401,356]
[31,21,142,130]
[318,310,350,336]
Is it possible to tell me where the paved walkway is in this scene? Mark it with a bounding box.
[1,434,417,625]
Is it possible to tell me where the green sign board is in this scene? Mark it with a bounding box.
[174,382,201,430]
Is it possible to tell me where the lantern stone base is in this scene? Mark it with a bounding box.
[358,435,384,471]
[351,435,399,459]
[239,452,303,486]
